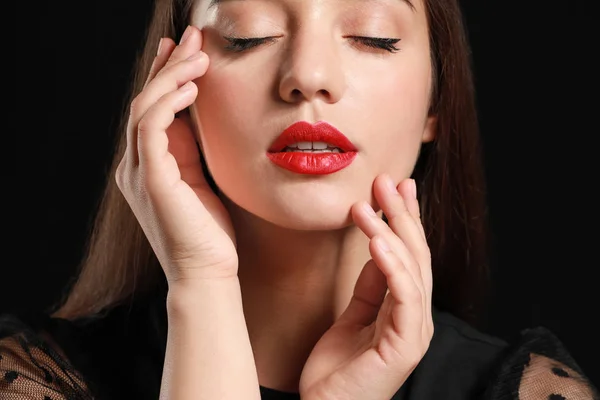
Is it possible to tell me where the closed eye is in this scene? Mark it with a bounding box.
[224,36,276,52]
[349,37,401,53]
[223,36,401,53]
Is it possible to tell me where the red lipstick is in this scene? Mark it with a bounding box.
[267,121,358,175]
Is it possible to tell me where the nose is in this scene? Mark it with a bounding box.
[278,32,346,104]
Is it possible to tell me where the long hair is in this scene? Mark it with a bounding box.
[53,0,490,328]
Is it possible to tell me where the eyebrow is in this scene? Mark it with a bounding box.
[208,0,415,12]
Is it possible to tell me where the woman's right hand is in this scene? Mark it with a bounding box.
[116,25,238,284]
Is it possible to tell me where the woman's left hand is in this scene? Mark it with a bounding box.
[299,174,434,400]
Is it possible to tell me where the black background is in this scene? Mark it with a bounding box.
[8,0,598,389]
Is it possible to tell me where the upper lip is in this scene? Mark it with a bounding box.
[268,121,358,153]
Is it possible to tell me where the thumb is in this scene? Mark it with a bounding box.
[336,259,387,326]
[166,110,208,188]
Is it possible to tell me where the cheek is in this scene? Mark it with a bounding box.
[192,64,273,172]
[352,60,432,174]
[194,70,258,138]
[192,64,280,204]
[191,72,247,191]
[365,53,432,123]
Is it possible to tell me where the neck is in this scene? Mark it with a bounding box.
[223,197,375,392]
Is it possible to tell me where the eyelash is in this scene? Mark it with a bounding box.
[223,36,401,53]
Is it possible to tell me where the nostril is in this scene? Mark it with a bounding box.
[287,88,332,102]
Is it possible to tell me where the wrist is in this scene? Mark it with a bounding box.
[161,277,260,400]
[166,277,243,317]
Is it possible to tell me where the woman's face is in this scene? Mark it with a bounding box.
[190,0,435,230]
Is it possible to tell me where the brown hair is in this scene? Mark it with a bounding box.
[52,0,490,327]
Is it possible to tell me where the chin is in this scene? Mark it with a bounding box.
[262,208,355,231]
[220,183,361,232]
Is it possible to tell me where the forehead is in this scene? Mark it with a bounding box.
[191,0,428,32]
[204,0,418,13]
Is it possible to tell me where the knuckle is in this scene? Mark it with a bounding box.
[423,244,431,258]
[406,284,422,303]
[115,162,125,189]
[419,246,432,262]
[129,95,143,117]
[387,198,410,221]
[115,163,136,197]
[137,116,153,137]
[153,59,178,81]
[398,200,412,218]
[160,58,176,72]
[150,68,165,83]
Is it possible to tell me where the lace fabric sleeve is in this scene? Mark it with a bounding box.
[0,314,94,400]
[485,327,599,400]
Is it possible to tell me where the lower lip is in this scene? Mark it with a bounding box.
[266,151,358,175]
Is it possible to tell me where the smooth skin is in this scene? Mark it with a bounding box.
[116,25,433,400]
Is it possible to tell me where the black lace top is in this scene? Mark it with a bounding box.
[1,297,598,400]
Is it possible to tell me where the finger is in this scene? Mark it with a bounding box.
[158,25,205,78]
[144,37,177,88]
[337,259,387,327]
[353,198,429,337]
[381,176,433,335]
[375,175,432,305]
[375,175,429,266]
[126,26,206,165]
[370,235,423,344]
[390,178,433,326]
[137,81,198,170]
[126,51,209,165]
[166,116,207,188]
[122,38,171,169]
[146,25,203,89]
[396,179,426,240]
[352,201,424,296]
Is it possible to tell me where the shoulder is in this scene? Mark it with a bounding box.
[432,308,509,351]
[1,300,165,400]
[0,300,167,400]
[401,310,599,400]
[484,326,599,400]
[400,309,509,399]
[0,312,93,399]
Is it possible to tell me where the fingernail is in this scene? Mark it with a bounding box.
[179,81,195,92]
[363,202,377,217]
[385,175,398,194]
[156,38,164,56]
[376,237,391,253]
[410,179,417,199]
[186,52,204,61]
[180,25,193,44]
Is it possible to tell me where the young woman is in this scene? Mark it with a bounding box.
[1,0,597,399]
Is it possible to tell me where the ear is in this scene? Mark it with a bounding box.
[422,115,437,143]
